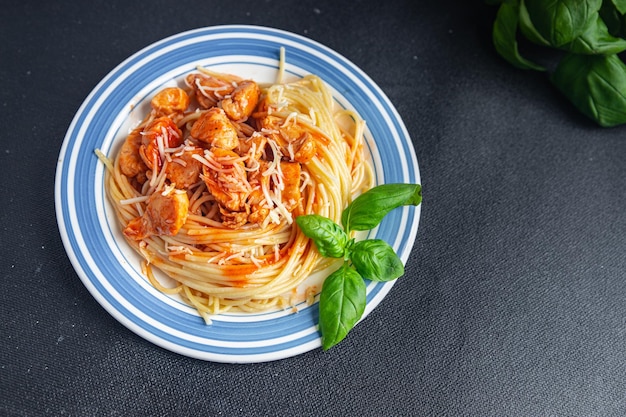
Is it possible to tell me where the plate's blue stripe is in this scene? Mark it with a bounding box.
[55,25,420,362]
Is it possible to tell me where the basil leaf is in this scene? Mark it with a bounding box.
[551,53,626,127]
[318,263,366,350]
[564,15,626,54]
[341,183,422,233]
[611,0,626,14]
[600,0,624,37]
[519,0,551,46]
[493,2,546,70]
[350,239,404,282]
[296,214,348,258]
[524,0,602,47]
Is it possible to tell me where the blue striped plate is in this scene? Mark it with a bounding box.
[55,25,421,363]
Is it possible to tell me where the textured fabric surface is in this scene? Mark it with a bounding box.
[2,0,626,416]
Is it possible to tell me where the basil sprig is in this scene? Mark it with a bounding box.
[296,183,422,350]
[490,0,626,127]
[341,183,424,233]
[318,264,366,351]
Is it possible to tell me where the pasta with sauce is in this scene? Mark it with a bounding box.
[98,55,373,322]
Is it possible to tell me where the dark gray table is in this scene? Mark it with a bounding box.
[2,1,626,415]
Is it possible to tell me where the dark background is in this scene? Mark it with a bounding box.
[2,0,626,416]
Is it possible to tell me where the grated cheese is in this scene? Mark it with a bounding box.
[171,157,187,167]
[120,195,149,205]
[161,183,176,196]
[287,142,295,161]
[299,170,312,192]
[281,112,298,128]
[157,127,166,162]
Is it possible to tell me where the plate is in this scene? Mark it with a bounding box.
[55,25,421,363]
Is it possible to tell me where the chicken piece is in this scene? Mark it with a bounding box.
[165,148,204,189]
[220,206,249,229]
[190,108,239,150]
[185,73,236,109]
[245,161,301,225]
[246,161,272,225]
[201,148,249,212]
[123,191,190,241]
[221,80,260,121]
[247,161,271,204]
[139,116,183,171]
[150,87,189,116]
[119,128,148,179]
[293,132,317,164]
[280,161,302,213]
[259,115,317,163]
[238,134,267,165]
[247,206,270,226]
[260,115,304,142]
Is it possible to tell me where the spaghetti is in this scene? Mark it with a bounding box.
[99,55,373,323]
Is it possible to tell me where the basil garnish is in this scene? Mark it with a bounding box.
[318,263,366,351]
[296,214,349,258]
[351,239,404,282]
[341,183,421,233]
[297,183,422,350]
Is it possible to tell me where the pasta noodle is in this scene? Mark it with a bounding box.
[98,52,373,323]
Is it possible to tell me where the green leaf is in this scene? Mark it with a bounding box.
[492,2,546,70]
[318,263,366,350]
[611,0,626,14]
[341,183,422,233]
[518,0,551,46]
[525,0,602,47]
[350,239,404,282]
[564,15,626,54]
[599,0,624,37]
[296,214,349,258]
[551,53,626,127]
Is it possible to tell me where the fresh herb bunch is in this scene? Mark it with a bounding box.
[490,0,626,127]
[296,183,422,350]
